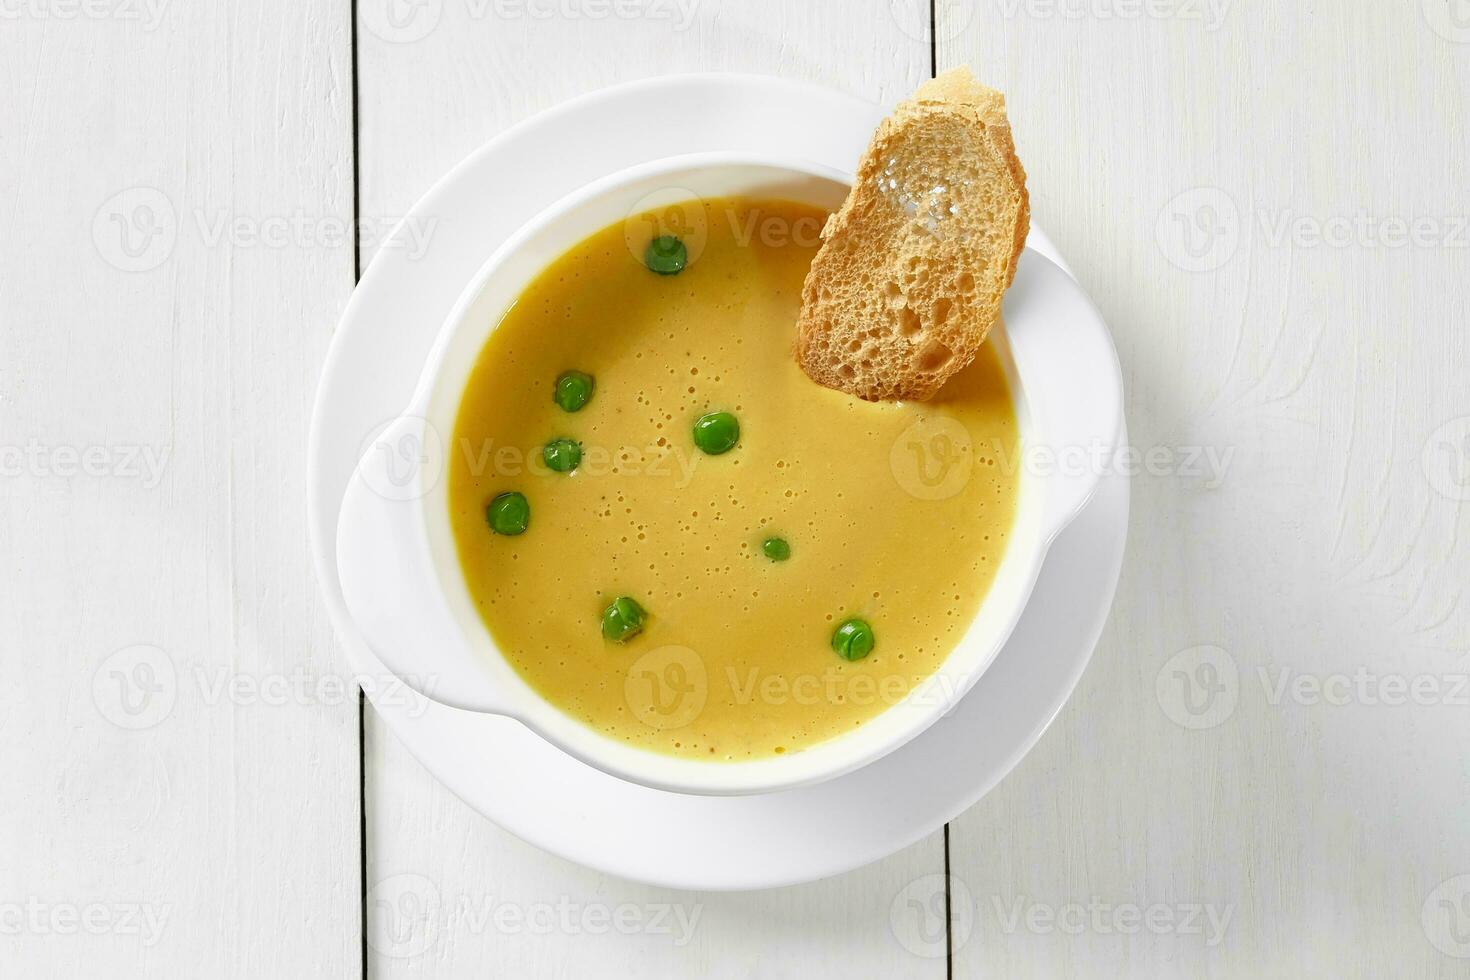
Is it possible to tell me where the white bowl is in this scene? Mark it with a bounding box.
[335,152,1122,796]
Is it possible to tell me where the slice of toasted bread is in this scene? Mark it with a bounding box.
[795,68,1029,401]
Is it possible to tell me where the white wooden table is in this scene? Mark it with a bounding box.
[5,0,1469,975]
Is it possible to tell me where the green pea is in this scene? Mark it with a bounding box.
[762,536,791,561]
[644,235,688,275]
[602,596,646,643]
[554,370,595,413]
[485,491,529,536]
[542,438,582,473]
[692,411,740,455]
[831,618,875,661]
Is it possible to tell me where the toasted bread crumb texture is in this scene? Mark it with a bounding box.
[796,68,1030,401]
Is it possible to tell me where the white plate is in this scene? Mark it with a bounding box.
[308,74,1129,891]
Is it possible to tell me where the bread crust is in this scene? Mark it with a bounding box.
[795,68,1030,401]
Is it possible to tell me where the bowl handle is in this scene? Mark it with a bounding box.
[336,414,516,715]
[1001,250,1124,544]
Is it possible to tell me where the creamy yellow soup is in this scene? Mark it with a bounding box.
[448,197,1019,761]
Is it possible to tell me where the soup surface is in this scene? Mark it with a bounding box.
[448,196,1019,761]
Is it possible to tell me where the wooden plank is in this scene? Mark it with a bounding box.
[942,3,1470,976]
[356,1,951,976]
[0,3,359,977]
[367,722,947,978]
